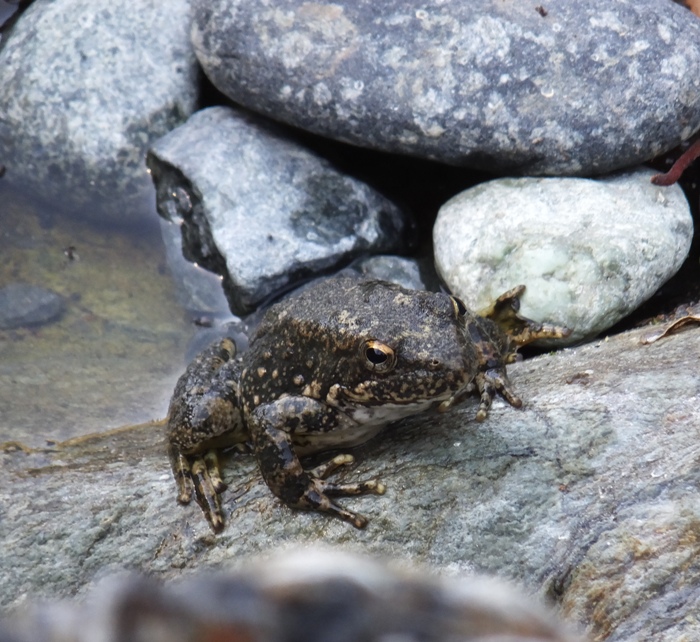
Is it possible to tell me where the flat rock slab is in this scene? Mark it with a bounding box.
[3,323,700,641]
[192,0,700,175]
[433,168,693,344]
[148,106,409,314]
[0,0,199,224]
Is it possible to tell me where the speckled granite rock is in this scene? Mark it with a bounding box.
[3,322,700,641]
[191,0,700,175]
[0,0,199,224]
[147,106,409,315]
[433,168,693,344]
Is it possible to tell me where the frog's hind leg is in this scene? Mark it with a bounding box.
[479,285,572,349]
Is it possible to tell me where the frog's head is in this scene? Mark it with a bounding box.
[323,280,480,424]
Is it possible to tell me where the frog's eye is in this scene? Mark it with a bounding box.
[450,295,468,320]
[362,340,396,373]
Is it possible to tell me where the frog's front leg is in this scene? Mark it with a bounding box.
[247,398,385,528]
[470,285,572,422]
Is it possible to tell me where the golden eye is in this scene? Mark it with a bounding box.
[362,340,396,373]
[450,295,468,320]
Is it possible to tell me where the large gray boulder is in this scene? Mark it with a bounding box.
[191,0,700,175]
[3,321,700,641]
[0,0,199,224]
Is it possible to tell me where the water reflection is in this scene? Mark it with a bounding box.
[0,184,210,447]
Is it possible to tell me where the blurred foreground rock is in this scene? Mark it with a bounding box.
[1,551,580,642]
[2,324,699,642]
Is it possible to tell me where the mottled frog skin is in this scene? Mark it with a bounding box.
[167,277,570,532]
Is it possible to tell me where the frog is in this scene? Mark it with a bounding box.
[166,277,571,532]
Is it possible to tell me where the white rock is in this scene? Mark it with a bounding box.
[433,168,693,343]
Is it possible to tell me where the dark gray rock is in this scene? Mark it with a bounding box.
[147,106,410,315]
[0,283,64,329]
[3,322,700,642]
[433,168,694,345]
[191,0,700,176]
[0,0,199,224]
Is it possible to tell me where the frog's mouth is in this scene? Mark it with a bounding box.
[328,377,474,416]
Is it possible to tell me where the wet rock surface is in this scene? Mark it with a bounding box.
[3,323,699,642]
[2,552,580,642]
[433,168,693,344]
[0,0,199,224]
[148,106,410,314]
[0,284,64,330]
[192,0,700,175]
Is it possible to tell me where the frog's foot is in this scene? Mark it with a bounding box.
[302,454,386,528]
[190,451,226,533]
[474,367,523,422]
[480,285,572,348]
[169,445,227,532]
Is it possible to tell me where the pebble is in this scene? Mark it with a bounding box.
[340,255,429,291]
[0,283,64,329]
[147,106,409,315]
[192,0,700,175]
[433,168,693,343]
[0,0,199,224]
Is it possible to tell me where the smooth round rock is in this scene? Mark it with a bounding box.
[147,106,410,315]
[433,168,693,343]
[192,0,700,175]
[0,284,64,329]
[0,0,199,224]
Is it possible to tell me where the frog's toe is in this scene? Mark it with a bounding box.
[310,453,386,497]
[169,445,194,504]
[309,453,355,479]
[203,450,228,494]
[321,499,370,529]
[305,482,373,529]
[191,455,225,533]
[323,478,386,497]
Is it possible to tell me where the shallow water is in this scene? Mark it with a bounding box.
[0,184,202,447]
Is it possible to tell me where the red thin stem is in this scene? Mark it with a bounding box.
[651,138,700,185]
